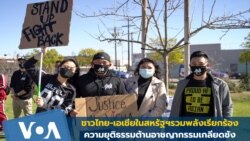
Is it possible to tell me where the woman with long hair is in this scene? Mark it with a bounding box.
[125,58,168,117]
[24,48,79,116]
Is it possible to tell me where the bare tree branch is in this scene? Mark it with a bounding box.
[147,0,165,48]
[99,37,163,54]
[116,0,130,12]
[219,29,230,39]
[208,0,217,23]
[167,0,183,18]
[170,23,210,52]
[74,0,250,90]
[201,0,205,26]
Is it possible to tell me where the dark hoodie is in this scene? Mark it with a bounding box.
[76,68,127,97]
[24,57,76,115]
[10,70,33,100]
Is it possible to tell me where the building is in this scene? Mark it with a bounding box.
[0,57,17,82]
[190,43,249,75]
[132,43,250,78]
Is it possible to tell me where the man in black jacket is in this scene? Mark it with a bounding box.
[76,52,127,97]
[10,57,33,118]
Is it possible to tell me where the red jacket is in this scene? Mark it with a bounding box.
[0,74,8,100]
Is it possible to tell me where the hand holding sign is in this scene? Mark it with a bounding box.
[19,0,73,99]
[69,109,78,117]
[36,97,44,107]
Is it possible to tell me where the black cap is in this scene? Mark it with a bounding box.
[92,52,111,62]
[17,57,26,61]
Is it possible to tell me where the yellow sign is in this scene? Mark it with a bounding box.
[185,87,211,113]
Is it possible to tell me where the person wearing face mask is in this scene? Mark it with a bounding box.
[23,49,79,116]
[76,52,127,98]
[170,51,233,117]
[125,58,168,117]
[10,57,34,118]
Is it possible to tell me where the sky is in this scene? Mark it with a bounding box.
[0,0,249,63]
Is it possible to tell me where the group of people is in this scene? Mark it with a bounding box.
[0,50,233,130]
[23,49,169,117]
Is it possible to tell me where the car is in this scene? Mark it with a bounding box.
[111,70,130,79]
[209,69,229,78]
[229,72,241,79]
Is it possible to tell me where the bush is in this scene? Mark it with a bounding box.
[224,80,243,93]
[169,83,177,89]
[239,75,250,91]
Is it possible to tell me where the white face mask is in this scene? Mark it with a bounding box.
[139,68,154,79]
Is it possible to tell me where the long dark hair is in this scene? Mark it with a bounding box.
[134,58,161,79]
[59,58,80,87]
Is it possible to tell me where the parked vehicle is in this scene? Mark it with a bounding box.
[209,69,229,78]
[229,72,241,79]
[111,70,130,79]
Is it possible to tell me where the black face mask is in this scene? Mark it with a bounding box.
[59,68,74,79]
[93,64,109,74]
[19,63,24,69]
[190,66,207,76]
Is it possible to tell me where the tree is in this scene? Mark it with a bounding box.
[77,48,104,66]
[239,50,250,74]
[149,38,184,77]
[239,33,250,90]
[240,33,250,76]
[25,49,64,73]
[241,33,250,48]
[75,0,250,92]
[149,38,183,64]
[239,50,250,90]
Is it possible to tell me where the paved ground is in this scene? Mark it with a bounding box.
[162,96,173,117]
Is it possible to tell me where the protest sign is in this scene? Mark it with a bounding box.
[75,94,138,117]
[19,0,73,49]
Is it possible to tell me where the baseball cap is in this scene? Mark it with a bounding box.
[92,52,111,62]
[17,57,26,61]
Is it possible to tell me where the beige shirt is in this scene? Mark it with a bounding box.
[125,76,168,117]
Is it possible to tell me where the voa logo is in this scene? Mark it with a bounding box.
[18,121,61,139]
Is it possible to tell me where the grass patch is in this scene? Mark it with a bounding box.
[169,90,250,116]
[231,92,250,116]
[231,92,250,102]
[1,91,249,140]
[233,101,250,116]
[5,95,37,120]
[1,95,37,141]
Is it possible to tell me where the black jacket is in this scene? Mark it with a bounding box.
[24,57,76,115]
[10,70,33,100]
[76,68,127,97]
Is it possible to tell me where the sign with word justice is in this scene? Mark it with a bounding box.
[75,94,138,117]
[19,0,73,49]
[3,110,71,141]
